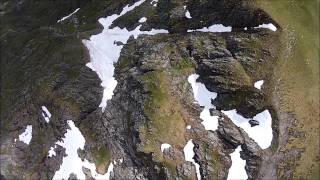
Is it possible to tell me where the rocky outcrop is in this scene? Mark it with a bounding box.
[217,113,263,179]
[99,29,279,179]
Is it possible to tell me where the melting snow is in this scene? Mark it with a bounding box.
[187,21,275,33]
[105,162,114,178]
[185,11,192,19]
[139,17,147,23]
[160,143,171,152]
[82,160,114,180]
[188,74,216,108]
[53,120,113,180]
[18,125,32,145]
[57,8,80,23]
[184,139,201,180]
[188,24,232,33]
[227,146,248,180]
[188,74,218,131]
[48,146,56,157]
[83,0,168,111]
[200,109,219,131]
[41,106,52,123]
[183,6,192,19]
[222,109,273,149]
[254,80,264,90]
[255,23,277,31]
[86,62,95,70]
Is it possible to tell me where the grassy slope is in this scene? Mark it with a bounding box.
[255,0,319,178]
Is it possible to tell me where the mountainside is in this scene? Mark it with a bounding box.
[1,0,319,180]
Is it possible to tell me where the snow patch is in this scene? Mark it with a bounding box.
[41,106,52,123]
[227,146,248,180]
[83,0,168,111]
[139,17,147,23]
[188,74,218,131]
[200,109,219,131]
[53,120,113,180]
[222,109,273,149]
[183,140,201,180]
[57,8,80,23]
[255,23,277,31]
[18,125,32,145]
[82,160,114,180]
[105,162,114,178]
[183,6,192,19]
[186,125,191,129]
[188,24,231,33]
[254,80,264,90]
[161,143,171,152]
[48,146,56,157]
[188,74,216,108]
[185,11,192,19]
[151,0,158,7]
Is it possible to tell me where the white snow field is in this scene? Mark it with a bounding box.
[83,0,168,111]
[222,109,273,149]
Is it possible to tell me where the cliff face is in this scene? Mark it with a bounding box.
[1,0,318,180]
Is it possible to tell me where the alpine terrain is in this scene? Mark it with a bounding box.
[1,0,319,179]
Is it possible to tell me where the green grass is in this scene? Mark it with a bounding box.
[255,0,319,178]
[92,146,112,174]
[171,58,196,72]
[139,71,187,162]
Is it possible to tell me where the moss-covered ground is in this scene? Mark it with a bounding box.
[136,51,195,174]
[139,71,187,160]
